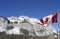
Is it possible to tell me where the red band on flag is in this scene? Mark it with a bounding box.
[40,18,44,25]
[52,13,57,23]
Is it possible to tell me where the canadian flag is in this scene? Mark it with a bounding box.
[40,13,57,25]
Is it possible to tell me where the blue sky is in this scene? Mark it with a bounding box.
[0,0,60,30]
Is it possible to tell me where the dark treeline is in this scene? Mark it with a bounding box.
[0,32,57,39]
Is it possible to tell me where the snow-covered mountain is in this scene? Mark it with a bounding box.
[0,16,57,36]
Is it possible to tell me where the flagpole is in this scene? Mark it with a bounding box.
[58,9,60,39]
